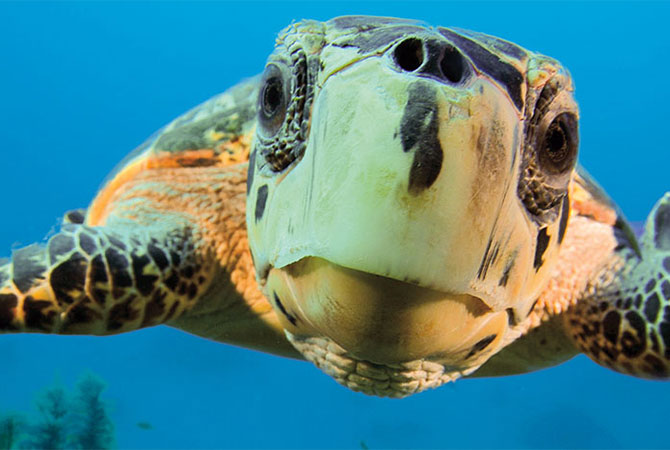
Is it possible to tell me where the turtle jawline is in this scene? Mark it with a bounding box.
[267,257,507,367]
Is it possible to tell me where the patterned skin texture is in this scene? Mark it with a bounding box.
[0,17,668,397]
[564,189,670,378]
[0,78,298,358]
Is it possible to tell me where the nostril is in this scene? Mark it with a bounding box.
[394,38,424,72]
[440,45,465,83]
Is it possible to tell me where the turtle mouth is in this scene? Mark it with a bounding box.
[285,331,469,398]
[265,257,509,372]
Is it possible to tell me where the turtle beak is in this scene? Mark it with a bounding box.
[265,257,510,366]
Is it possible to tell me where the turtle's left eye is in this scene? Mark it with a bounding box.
[258,63,288,136]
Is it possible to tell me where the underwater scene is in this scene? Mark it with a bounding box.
[1,1,669,448]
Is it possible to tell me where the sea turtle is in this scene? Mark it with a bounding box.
[2,16,669,398]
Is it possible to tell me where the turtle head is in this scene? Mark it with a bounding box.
[246,16,579,396]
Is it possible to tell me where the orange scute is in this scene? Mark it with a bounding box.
[87,137,252,227]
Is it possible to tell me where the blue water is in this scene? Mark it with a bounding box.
[1,2,669,448]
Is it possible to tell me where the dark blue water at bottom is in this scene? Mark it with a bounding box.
[0,2,668,448]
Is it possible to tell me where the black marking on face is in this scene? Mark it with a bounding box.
[644,292,661,324]
[654,199,670,250]
[132,253,159,297]
[602,311,621,344]
[255,185,269,222]
[23,296,55,330]
[557,196,570,244]
[48,233,75,265]
[438,28,524,111]
[78,232,97,256]
[466,334,497,358]
[533,227,550,270]
[621,311,647,358]
[506,308,517,326]
[0,293,18,330]
[477,238,493,280]
[399,82,444,194]
[479,239,502,281]
[498,255,515,287]
[50,252,87,305]
[246,148,256,195]
[273,292,297,326]
[148,244,169,271]
[12,245,46,293]
[527,298,539,318]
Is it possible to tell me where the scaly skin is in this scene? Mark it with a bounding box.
[566,193,670,377]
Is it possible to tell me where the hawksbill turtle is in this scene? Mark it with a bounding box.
[2,16,669,398]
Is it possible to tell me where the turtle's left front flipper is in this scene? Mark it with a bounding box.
[566,193,670,378]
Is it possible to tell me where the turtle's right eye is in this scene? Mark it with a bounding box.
[258,64,288,136]
[538,112,578,175]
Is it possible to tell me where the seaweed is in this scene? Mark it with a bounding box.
[22,382,69,450]
[0,412,26,450]
[0,372,115,450]
[69,373,115,450]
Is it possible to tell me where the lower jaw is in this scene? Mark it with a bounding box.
[266,257,510,389]
[286,331,474,398]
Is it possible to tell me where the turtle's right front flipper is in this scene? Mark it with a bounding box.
[0,220,211,334]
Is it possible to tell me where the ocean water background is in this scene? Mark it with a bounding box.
[1,2,669,448]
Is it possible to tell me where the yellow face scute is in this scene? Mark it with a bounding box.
[246,16,581,397]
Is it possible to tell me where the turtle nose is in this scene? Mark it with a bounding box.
[392,36,469,84]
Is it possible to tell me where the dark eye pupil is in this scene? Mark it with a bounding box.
[545,120,568,162]
[263,79,282,116]
[539,112,578,175]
